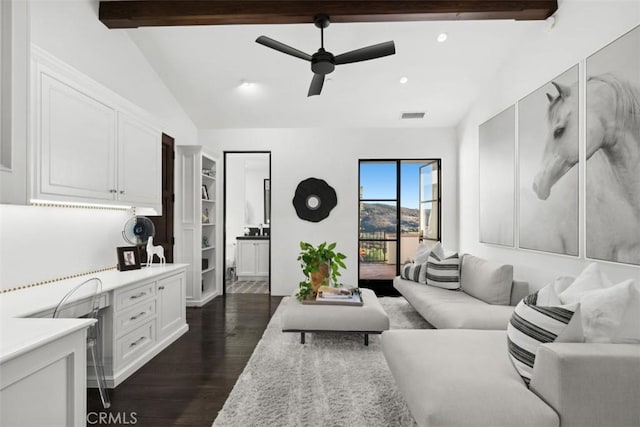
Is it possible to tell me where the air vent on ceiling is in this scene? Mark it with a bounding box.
[400,112,426,120]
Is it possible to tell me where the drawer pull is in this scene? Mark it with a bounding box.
[130,337,145,348]
[130,312,146,321]
[158,286,165,290]
[129,292,147,300]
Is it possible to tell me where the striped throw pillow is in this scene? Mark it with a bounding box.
[400,262,422,282]
[507,292,578,386]
[426,252,460,289]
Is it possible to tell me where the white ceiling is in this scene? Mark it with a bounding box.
[127,19,543,129]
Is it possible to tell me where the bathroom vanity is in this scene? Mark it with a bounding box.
[236,236,269,280]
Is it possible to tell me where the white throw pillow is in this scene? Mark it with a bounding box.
[414,242,432,265]
[537,276,575,306]
[559,263,612,304]
[579,279,640,343]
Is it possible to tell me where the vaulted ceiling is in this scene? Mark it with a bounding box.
[107,1,554,128]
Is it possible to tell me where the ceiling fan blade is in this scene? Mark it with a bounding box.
[256,36,312,61]
[308,74,325,97]
[334,41,396,65]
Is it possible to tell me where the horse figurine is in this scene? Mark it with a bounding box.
[146,236,165,266]
[532,73,640,263]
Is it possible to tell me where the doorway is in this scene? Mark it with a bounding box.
[358,159,441,295]
[223,151,271,294]
[147,133,175,262]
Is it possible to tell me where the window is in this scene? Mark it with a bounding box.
[358,159,441,292]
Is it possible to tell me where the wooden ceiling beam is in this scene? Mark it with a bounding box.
[99,1,558,29]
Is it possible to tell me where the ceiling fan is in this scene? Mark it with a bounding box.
[256,14,396,97]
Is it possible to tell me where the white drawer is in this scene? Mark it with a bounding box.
[115,320,155,367]
[115,281,156,311]
[115,299,156,337]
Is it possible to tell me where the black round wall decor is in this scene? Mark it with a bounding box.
[292,178,337,222]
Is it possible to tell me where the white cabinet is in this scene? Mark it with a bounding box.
[176,146,221,307]
[0,324,90,427]
[0,0,29,205]
[38,73,117,201]
[30,47,162,212]
[102,270,187,388]
[256,240,270,276]
[117,111,161,206]
[237,239,269,280]
[157,273,186,339]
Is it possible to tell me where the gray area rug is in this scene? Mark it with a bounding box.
[212,296,432,427]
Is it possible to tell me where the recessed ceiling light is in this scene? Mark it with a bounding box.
[399,76,408,84]
[239,80,253,89]
[437,33,448,43]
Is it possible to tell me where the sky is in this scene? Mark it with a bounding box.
[360,161,434,209]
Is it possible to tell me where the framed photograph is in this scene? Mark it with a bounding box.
[478,105,515,247]
[585,25,640,266]
[117,246,141,271]
[518,65,579,256]
[201,185,209,200]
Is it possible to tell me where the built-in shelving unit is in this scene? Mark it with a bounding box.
[200,154,217,301]
[176,146,221,307]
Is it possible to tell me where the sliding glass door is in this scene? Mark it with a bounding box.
[359,159,441,293]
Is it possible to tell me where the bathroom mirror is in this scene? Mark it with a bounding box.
[264,179,270,224]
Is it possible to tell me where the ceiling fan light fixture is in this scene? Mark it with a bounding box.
[255,15,395,97]
[437,33,448,43]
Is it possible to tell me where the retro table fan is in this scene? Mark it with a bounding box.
[122,216,163,266]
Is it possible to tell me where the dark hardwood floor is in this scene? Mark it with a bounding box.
[88,294,282,427]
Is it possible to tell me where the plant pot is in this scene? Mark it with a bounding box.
[310,262,330,296]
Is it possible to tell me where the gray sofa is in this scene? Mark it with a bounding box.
[382,330,640,427]
[384,254,640,427]
[394,254,529,329]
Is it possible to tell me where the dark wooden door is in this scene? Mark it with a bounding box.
[148,134,175,262]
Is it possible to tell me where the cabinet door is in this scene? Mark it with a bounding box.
[236,241,257,276]
[158,273,186,339]
[255,241,270,276]
[39,73,116,201]
[117,112,161,209]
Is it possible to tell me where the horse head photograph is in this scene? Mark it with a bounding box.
[586,26,640,265]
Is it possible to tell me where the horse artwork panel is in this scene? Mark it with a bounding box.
[479,105,515,247]
[520,65,579,256]
[586,25,640,265]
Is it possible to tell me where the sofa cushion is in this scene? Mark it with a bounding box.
[394,277,515,329]
[382,329,559,427]
[426,252,461,290]
[461,254,513,305]
[400,262,424,283]
[507,292,579,385]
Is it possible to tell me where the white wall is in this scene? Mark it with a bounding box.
[457,0,640,290]
[0,205,130,289]
[0,0,198,290]
[201,127,458,296]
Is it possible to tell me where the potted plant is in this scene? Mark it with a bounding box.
[296,241,347,301]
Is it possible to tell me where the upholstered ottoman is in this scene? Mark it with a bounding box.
[281,288,390,345]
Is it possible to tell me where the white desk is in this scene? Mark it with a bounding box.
[0,264,190,426]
